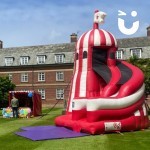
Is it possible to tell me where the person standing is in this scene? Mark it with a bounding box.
[11,96,19,118]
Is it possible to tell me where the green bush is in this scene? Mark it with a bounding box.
[0,76,15,107]
[127,57,150,94]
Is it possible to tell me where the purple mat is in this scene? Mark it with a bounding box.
[15,125,89,141]
[21,125,56,131]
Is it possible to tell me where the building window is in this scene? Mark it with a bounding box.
[5,57,14,66]
[37,55,46,64]
[38,89,45,100]
[55,54,65,63]
[56,89,64,99]
[130,48,142,58]
[116,50,123,59]
[56,72,64,81]
[8,74,12,81]
[21,73,28,82]
[38,72,45,81]
[20,56,29,65]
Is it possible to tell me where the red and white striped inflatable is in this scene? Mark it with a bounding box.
[55,10,149,134]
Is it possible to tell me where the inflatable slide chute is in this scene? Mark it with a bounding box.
[55,10,149,134]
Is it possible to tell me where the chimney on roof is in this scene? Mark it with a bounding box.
[70,33,77,43]
[147,26,150,37]
[0,40,3,49]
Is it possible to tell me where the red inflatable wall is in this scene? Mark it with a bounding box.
[55,10,149,134]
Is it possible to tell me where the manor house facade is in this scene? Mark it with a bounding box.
[0,27,150,106]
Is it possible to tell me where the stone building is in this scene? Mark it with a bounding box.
[0,28,150,106]
[0,42,75,106]
[116,36,150,60]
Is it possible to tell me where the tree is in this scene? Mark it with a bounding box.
[0,76,16,106]
[127,57,150,95]
[128,55,138,65]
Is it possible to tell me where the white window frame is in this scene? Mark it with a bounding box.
[20,56,29,65]
[130,48,142,58]
[56,72,64,81]
[56,89,64,99]
[37,55,46,64]
[38,72,45,81]
[38,89,45,100]
[55,54,65,63]
[21,73,28,82]
[8,74,12,81]
[5,57,14,66]
[116,50,123,59]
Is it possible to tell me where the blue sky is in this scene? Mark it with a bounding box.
[0,0,149,48]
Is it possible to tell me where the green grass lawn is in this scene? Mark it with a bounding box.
[0,108,150,150]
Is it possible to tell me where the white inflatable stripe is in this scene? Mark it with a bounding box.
[87,84,145,111]
[68,60,79,112]
[142,104,147,116]
[134,110,140,116]
[77,33,84,50]
[73,84,145,111]
[78,31,91,97]
[76,49,79,54]
[110,33,117,47]
[69,31,91,110]
[81,57,87,71]
[94,29,101,46]
[79,70,87,97]
[110,92,119,97]
[83,30,92,48]
[75,59,79,71]
[72,98,87,110]
[101,29,112,46]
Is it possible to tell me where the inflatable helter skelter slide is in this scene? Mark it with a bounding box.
[55,10,149,134]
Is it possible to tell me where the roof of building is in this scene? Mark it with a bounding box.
[0,36,150,67]
[0,43,75,66]
[117,36,150,48]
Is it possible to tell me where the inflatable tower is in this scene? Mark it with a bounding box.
[55,10,149,134]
